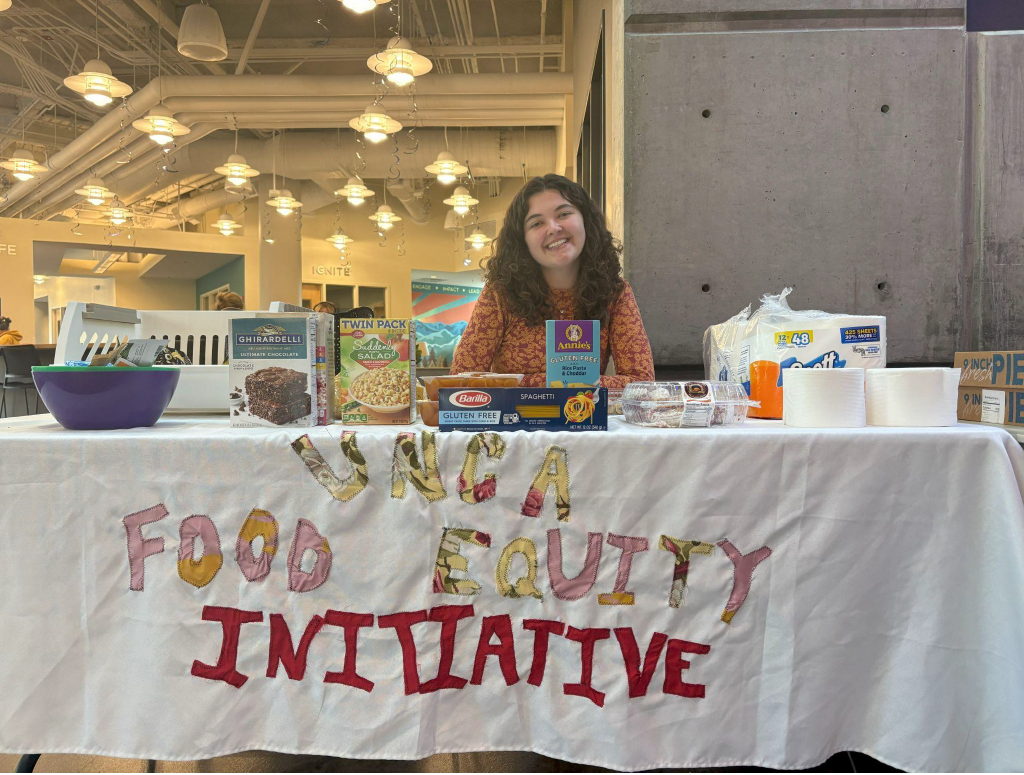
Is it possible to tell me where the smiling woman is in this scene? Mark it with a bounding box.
[450,174,654,388]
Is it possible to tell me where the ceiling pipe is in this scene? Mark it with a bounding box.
[156,187,249,223]
[29,128,556,221]
[385,180,430,225]
[0,73,570,214]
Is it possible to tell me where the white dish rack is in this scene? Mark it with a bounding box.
[55,302,253,413]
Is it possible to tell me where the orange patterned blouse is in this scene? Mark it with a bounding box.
[450,282,655,388]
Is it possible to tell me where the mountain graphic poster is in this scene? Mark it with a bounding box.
[411,281,482,368]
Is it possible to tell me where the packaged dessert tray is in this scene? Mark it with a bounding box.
[621,381,758,428]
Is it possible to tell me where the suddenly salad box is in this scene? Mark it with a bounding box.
[335,319,417,424]
[546,319,601,387]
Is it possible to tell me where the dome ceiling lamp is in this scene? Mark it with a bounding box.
[335,176,375,206]
[0,149,47,181]
[0,1,12,11]
[177,3,228,62]
[75,176,114,206]
[215,153,259,186]
[369,203,401,231]
[349,105,402,144]
[341,0,389,13]
[425,151,467,186]
[212,213,240,236]
[444,186,478,216]
[64,59,132,108]
[266,189,302,216]
[132,105,190,145]
[107,198,132,226]
[327,229,354,252]
[464,227,492,250]
[64,2,132,108]
[367,36,433,88]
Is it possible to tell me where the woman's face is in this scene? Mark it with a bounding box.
[522,189,586,271]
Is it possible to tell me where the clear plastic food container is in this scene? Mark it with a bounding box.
[608,388,624,416]
[620,381,758,428]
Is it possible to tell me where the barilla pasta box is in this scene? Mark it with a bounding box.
[335,319,416,424]
[230,315,317,428]
[438,387,607,432]
[955,351,1024,388]
[546,320,601,387]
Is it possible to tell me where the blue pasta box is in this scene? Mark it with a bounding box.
[546,319,600,387]
[438,387,607,432]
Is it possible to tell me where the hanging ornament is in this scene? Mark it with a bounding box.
[444,186,478,216]
[335,176,375,206]
[464,227,492,250]
[266,188,302,216]
[212,213,240,236]
[75,176,114,206]
[0,149,47,181]
[425,151,467,185]
[107,198,132,226]
[64,59,132,107]
[369,204,401,231]
[367,36,432,87]
[341,0,388,12]
[132,105,190,145]
[350,105,402,144]
[327,229,354,250]
[214,153,259,186]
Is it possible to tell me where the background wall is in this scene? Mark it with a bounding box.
[624,0,968,367]
[196,257,245,309]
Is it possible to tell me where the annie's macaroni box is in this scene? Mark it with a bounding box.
[230,315,318,428]
[546,319,600,387]
[335,319,416,424]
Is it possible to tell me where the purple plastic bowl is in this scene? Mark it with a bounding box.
[32,366,181,430]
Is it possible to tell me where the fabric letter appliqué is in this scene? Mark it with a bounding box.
[433,527,492,595]
[291,432,369,502]
[124,503,168,591]
[718,539,772,624]
[177,515,223,588]
[658,536,715,609]
[235,508,278,583]
[521,445,570,521]
[458,433,506,504]
[597,533,649,606]
[495,537,542,599]
[287,518,333,593]
[547,529,602,601]
[392,431,448,502]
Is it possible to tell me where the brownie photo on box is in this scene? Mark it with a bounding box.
[245,367,311,425]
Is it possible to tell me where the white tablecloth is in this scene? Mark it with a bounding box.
[1,415,1024,772]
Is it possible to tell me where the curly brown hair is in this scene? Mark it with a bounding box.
[485,174,623,326]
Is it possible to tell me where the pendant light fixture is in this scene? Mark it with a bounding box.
[266,189,302,216]
[177,2,228,62]
[133,105,189,145]
[335,176,374,206]
[212,213,240,236]
[341,0,388,13]
[0,149,47,181]
[369,204,400,231]
[349,105,402,144]
[0,1,12,11]
[215,154,259,186]
[464,227,492,250]
[425,151,467,185]
[367,36,432,87]
[107,197,131,226]
[444,186,478,216]
[75,176,114,206]
[327,229,354,251]
[64,2,132,107]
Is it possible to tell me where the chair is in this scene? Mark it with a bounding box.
[0,345,40,417]
[36,346,56,366]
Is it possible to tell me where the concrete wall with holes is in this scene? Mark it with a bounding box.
[624,0,973,366]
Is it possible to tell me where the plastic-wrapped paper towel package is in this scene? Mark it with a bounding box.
[704,288,886,418]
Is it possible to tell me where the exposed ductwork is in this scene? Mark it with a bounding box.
[0,74,570,218]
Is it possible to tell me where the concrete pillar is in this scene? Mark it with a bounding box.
[257,178,302,308]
